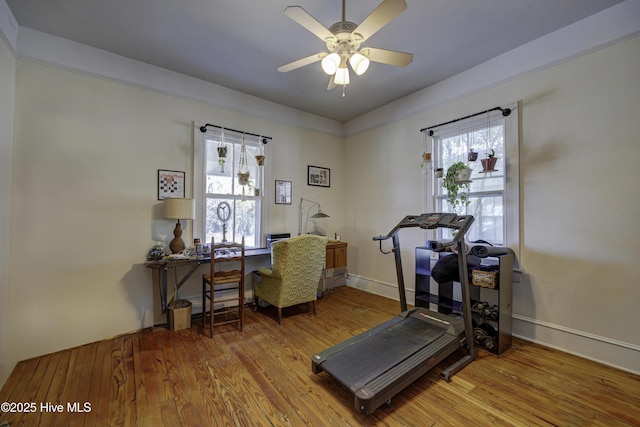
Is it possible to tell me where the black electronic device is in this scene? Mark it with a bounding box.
[312,213,476,414]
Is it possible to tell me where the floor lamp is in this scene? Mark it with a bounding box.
[298,198,330,235]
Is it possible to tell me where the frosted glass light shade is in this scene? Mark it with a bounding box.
[349,53,370,75]
[321,53,340,75]
[334,66,350,85]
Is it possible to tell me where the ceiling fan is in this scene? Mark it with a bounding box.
[277,0,413,94]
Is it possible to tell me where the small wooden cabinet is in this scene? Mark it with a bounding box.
[326,241,347,269]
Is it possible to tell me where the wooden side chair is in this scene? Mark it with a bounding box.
[202,236,245,337]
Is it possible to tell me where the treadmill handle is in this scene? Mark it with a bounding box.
[372,235,394,255]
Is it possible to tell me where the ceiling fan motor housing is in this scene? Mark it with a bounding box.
[326,21,363,55]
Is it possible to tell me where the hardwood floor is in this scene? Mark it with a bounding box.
[1,286,639,426]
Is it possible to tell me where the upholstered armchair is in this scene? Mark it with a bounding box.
[254,234,328,324]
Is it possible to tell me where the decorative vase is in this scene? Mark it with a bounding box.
[481,157,498,172]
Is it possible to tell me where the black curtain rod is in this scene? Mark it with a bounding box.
[199,123,271,144]
[420,106,511,136]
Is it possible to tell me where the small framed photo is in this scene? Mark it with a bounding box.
[275,180,292,204]
[308,165,330,187]
[158,169,185,200]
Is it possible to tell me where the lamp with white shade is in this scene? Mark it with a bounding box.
[163,198,195,253]
[298,198,330,235]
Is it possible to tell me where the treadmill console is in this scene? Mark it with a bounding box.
[379,213,474,239]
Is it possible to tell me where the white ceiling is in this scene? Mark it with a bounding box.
[6,0,624,122]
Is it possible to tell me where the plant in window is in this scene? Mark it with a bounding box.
[217,143,227,173]
[481,149,498,172]
[468,149,478,161]
[238,171,250,185]
[420,151,432,165]
[237,135,250,199]
[443,162,472,208]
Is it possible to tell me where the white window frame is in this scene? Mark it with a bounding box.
[193,124,269,248]
[425,103,520,259]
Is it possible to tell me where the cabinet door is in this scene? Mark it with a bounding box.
[334,246,347,268]
[326,247,335,269]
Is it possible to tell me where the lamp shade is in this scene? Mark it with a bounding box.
[163,198,195,220]
[310,211,329,219]
[349,53,370,76]
[334,66,350,85]
[321,53,340,75]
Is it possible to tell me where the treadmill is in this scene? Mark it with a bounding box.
[311,213,477,414]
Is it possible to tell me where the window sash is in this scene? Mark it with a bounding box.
[425,104,519,257]
[194,125,266,248]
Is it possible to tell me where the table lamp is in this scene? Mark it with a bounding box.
[163,198,195,253]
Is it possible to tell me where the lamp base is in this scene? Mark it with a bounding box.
[169,220,185,253]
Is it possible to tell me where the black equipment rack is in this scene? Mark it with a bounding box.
[311,213,477,414]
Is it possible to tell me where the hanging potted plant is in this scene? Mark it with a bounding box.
[217,140,227,173]
[420,152,432,169]
[481,149,498,172]
[468,149,478,162]
[443,162,472,208]
[237,134,250,200]
[217,144,227,159]
[237,171,250,185]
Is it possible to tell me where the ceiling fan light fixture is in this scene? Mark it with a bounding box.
[349,52,370,76]
[321,53,340,75]
[334,65,350,85]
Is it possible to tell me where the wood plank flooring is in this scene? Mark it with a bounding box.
[1,286,639,426]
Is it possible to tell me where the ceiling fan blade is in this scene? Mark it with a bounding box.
[327,75,337,90]
[278,53,326,73]
[284,6,336,42]
[352,0,407,42]
[364,47,413,67]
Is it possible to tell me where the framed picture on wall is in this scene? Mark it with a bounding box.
[307,165,330,187]
[158,169,185,199]
[275,180,292,204]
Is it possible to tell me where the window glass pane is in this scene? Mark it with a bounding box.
[235,199,257,247]
[203,131,262,248]
[435,119,505,245]
[205,197,235,243]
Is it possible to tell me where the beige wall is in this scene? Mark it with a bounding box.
[0,31,15,387]
[344,36,640,372]
[5,59,344,386]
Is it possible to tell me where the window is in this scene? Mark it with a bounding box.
[194,127,266,248]
[426,104,519,254]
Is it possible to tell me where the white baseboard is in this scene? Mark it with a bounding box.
[347,274,412,309]
[513,315,640,375]
[347,275,640,375]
